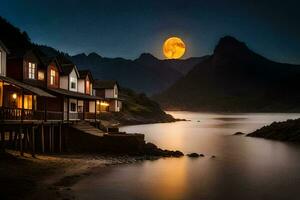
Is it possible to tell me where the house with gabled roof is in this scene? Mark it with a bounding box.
[93,80,122,112]
[45,56,101,121]
[0,42,56,121]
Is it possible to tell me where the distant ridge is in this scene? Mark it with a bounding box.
[70,52,206,94]
[154,36,300,112]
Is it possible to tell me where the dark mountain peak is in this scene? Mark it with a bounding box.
[155,36,300,112]
[73,53,87,58]
[136,53,159,62]
[214,36,249,55]
[88,52,102,58]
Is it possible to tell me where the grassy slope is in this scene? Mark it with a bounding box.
[99,88,176,125]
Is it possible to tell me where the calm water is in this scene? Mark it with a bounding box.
[73,112,300,200]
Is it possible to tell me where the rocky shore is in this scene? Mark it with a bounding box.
[98,111,181,126]
[247,118,300,142]
[1,148,185,200]
[1,137,186,200]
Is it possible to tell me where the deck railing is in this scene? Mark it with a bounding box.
[0,107,33,120]
[0,107,98,122]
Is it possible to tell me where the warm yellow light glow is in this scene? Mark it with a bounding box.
[12,93,17,100]
[100,102,109,106]
[163,37,186,59]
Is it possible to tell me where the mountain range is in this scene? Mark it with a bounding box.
[154,36,300,112]
[37,44,207,94]
[70,53,206,94]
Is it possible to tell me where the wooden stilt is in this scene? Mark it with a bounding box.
[1,131,4,142]
[0,130,4,152]
[19,129,23,156]
[41,124,45,153]
[59,123,62,152]
[31,126,35,157]
[52,125,55,152]
[24,128,28,151]
[13,131,18,149]
[9,131,12,142]
[49,126,52,152]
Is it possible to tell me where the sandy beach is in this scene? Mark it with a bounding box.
[1,150,142,200]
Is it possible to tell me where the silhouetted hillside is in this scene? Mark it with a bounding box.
[70,52,205,94]
[154,36,300,112]
[0,17,177,123]
[247,118,300,142]
[0,16,32,52]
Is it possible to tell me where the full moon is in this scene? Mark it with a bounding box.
[163,37,186,59]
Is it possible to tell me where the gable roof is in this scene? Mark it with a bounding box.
[0,40,9,53]
[56,54,79,76]
[38,56,62,72]
[78,70,93,81]
[60,64,75,76]
[94,80,118,89]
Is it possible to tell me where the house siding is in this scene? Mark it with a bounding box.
[59,76,68,90]
[7,58,23,80]
[105,89,114,98]
[0,47,7,76]
[78,79,85,93]
[69,69,78,92]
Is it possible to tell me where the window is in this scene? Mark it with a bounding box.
[71,82,76,89]
[86,80,90,94]
[23,95,33,110]
[70,103,76,112]
[28,62,36,79]
[50,69,56,85]
[38,71,45,80]
[70,77,76,89]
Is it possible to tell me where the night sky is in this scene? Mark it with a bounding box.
[1,0,299,63]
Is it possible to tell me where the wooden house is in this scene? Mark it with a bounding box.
[48,57,100,121]
[93,80,122,112]
[0,42,55,121]
[6,48,62,120]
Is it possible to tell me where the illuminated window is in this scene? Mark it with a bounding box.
[86,80,90,94]
[23,95,32,109]
[50,69,56,85]
[38,71,45,80]
[28,62,36,79]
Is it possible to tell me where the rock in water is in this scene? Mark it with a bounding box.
[187,153,200,157]
[143,142,183,157]
[233,132,245,135]
[187,153,205,158]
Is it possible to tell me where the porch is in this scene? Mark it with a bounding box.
[0,75,58,122]
[49,88,103,122]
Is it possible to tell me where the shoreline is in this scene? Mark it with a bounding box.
[1,150,176,200]
[1,151,148,200]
